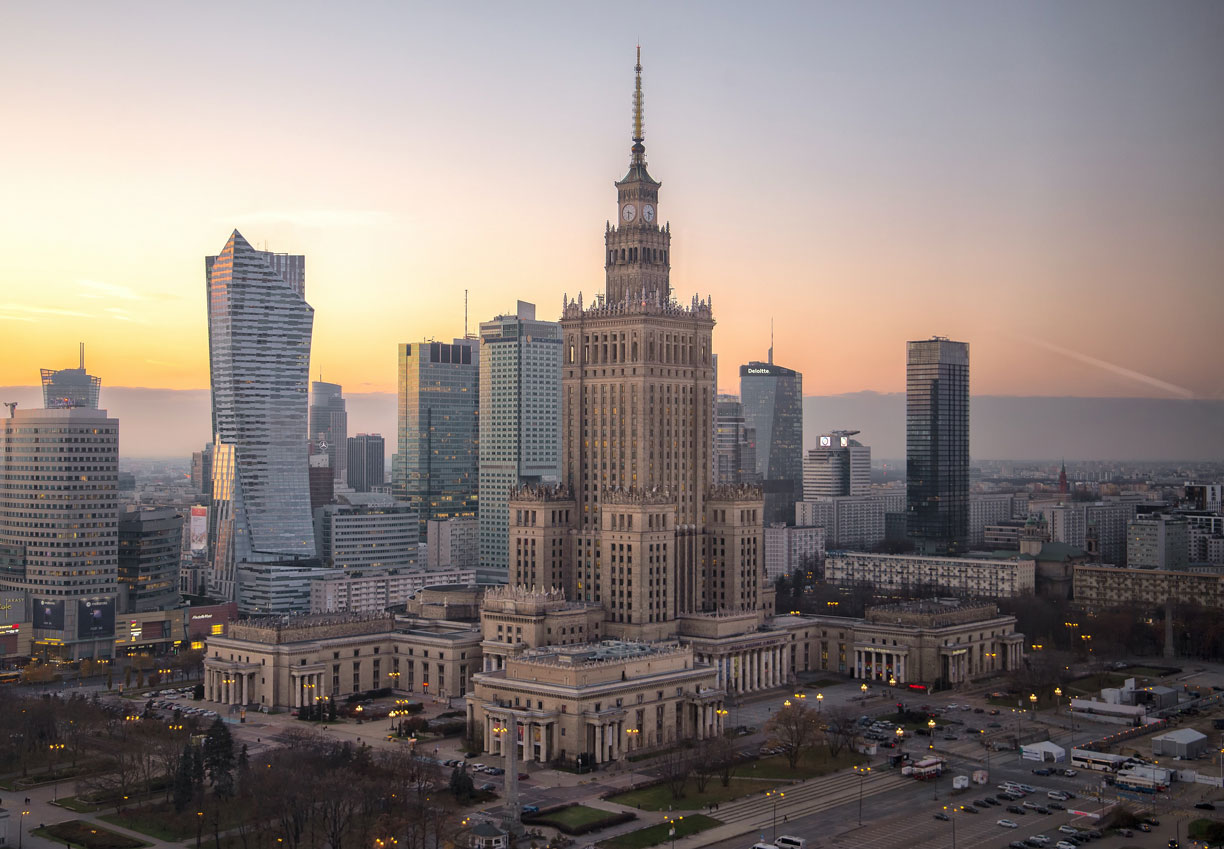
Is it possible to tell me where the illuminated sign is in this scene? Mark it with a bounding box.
[746,368,771,375]
[820,436,832,447]
[190,613,214,621]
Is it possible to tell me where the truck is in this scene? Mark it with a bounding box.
[953,775,970,790]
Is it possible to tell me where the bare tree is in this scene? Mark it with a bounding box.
[764,702,822,768]
[658,745,693,800]
[823,705,860,758]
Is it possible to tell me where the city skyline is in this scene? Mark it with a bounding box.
[2,3,1223,403]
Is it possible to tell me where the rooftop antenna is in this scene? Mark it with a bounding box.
[768,318,774,365]
[79,342,85,370]
[464,289,469,338]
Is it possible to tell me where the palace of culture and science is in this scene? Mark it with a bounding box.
[200,52,1024,770]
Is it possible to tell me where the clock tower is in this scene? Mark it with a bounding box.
[605,47,671,305]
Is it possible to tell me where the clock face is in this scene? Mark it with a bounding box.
[820,436,832,447]
[622,204,637,222]
[642,204,655,223]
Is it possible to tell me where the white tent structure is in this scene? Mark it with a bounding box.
[1021,740,1067,762]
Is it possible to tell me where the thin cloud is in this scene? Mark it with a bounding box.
[228,209,396,230]
[105,306,146,324]
[1012,333,1194,399]
[78,279,144,300]
[0,314,36,322]
[0,303,93,318]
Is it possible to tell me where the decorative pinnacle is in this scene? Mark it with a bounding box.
[631,45,645,163]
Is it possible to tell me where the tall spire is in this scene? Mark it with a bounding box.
[631,45,645,164]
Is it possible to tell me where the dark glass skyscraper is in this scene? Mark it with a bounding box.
[393,339,479,536]
[309,381,347,483]
[740,360,803,525]
[905,337,970,553]
[347,433,385,492]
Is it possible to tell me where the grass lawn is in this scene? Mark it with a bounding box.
[53,795,103,813]
[1124,666,1174,679]
[609,776,785,811]
[532,804,625,831]
[599,814,721,849]
[734,748,864,780]
[33,821,149,849]
[102,801,244,841]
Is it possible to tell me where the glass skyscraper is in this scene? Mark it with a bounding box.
[393,338,479,537]
[740,360,803,525]
[309,381,347,483]
[206,230,317,605]
[905,337,970,553]
[477,302,562,570]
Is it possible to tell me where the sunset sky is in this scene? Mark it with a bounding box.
[1,1,1222,400]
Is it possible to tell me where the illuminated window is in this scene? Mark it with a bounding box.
[210,624,224,636]
[190,641,204,650]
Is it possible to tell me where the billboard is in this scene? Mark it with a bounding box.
[34,599,65,630]
[77,598,116,640]
[190,505,208,552]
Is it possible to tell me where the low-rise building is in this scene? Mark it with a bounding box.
[1073,563,1224,610]
[202,609,483,709]
[309,568,476,614]
[825,552,1035,597]
[466,639,724,767]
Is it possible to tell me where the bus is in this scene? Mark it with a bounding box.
[1070,749,1133,772]
[0,670,21,685]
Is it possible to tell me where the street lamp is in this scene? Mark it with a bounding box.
[942,806,957,849]
[928,720,938,798]
[895,727,904,751]
[48,742,65,799]
[765,790,785,842]
[854,765,871,824]
[889,675,896,687]
[19,808,29,849]
[861,683,868,697]
[665,814,684,849]
[793,692,806,703]
[626,727,640,749]
[1029,693,1038,718]
[816,693,823,713]
[784,699,791,708]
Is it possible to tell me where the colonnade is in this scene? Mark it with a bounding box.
[204,667,255,706]
[485,715,555,764]
[694,644,788,695]
[854,648,909,683]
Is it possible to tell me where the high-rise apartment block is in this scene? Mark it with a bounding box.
[393,338,479,535]
[0,400,119,659]
[764,524,825,581]
[968,493,1023,548]
[905,337,969,553]
[118,507,183,613]
[315,495,419,573]
[1185,483,1223,513]
[310,381,348,483]
[713,395,759,485]
[426,517,478,570]
[797,497,885,550]
[478,301,562,569]
[346,433,385,492]
[1127,514,1189,571]
[740,360,803,526]
[190,444,213,499]
[803,431,870,499]
[206,231,317,608]
[1032,499,1136,566]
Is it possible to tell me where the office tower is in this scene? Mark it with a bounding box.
[478,301,562,569]
[507,49,768,639]
[803,431,870,499]
[347,433,386,492]
[905,337,970,554]
[713,395,759,485]
[310,381,348,483]
[740,359,803,525]
[426,517,479,570]
[393,338,479,536]
[190,444,213,499]
[0,402,119,659]
[41,343,101,409]
[308,452,334,509]
[315,495,419,573]
[118,507,183,613]
[206,230,317,606]
[1127,514,1189,570]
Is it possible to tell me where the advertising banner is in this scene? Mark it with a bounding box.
[77,598,116,640]
[34,599,65,630]
[190,506,208,551]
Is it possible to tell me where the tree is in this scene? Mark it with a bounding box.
[692,738,720,793]
[173,743,195,812]
[823,705,860,758]
[327,699,337,722]
[448,766,474,801]
[764,702,821,768]
[203,717,236,798]
[658,745,692,800]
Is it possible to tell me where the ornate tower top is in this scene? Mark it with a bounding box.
[631,45,645,164]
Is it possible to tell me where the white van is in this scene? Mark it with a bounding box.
[776,837,807,849]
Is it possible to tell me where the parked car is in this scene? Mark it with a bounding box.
[998,819,1019,829]
[1034,806,1051,815]
[1195,802,1216,810]
[1058,826,1080,835]
[973,800,991,808]
[1047,802,1065,811]
[1032,768,1052,776]
[479,782,495,791]
[933,812,950,821]
[960,805,979,814]
[1056,842,1077,849]
[983,797,1000,806]
[1006,806,1026,815]
[1029,836,1050,846]
[1137,823,1152,832]
[521,805,539,814]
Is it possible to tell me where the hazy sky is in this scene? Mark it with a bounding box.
[2,2,1222,399]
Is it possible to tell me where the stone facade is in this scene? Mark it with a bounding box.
[467,640,723,765]
[1073,563,1224,611]
[825,552,1035,597]
[202,611,482,709]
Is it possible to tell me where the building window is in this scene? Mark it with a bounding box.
[210,624,223,635]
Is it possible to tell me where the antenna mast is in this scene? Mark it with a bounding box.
[465,289,469,338]
[79,342,85,370]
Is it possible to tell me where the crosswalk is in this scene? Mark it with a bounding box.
[710,770,910,828]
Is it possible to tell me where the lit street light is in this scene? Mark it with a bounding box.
[854,765,871,825]
[665,814,683,849]
[815,693,823,713]
[860,683,868,697]
[1029,693,1038,718]
[765,790,785,842]
[19,808,29,849]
